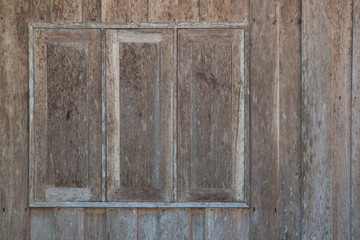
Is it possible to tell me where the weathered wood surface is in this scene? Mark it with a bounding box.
[177,29,247,202]
[249,0,280,239]
[278,0,302,239]
[0,0,30,239]
[31,29,102,203]
[302,0,333,239]
[106,29,173,202]
[148,0,200,22]
[353,0,360,238]
[51,0,101,22]
[102,0,148,22]
[200,0,248,22]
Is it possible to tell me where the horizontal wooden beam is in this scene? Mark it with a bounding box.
[30,201,249,208]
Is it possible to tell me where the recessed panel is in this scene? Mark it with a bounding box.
[177,29,247,202]
[106,29,174,201]
[31,29,102,202]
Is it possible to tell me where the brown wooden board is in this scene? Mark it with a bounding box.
[51,0,101,22]
[249,0,280,238]
[31,29,102,203]
[200,0,248,22]
[148,0,200,22]
[0,0,30,239]
[177,29,248,202]
[106,29,174,202]
[102,0,148,22]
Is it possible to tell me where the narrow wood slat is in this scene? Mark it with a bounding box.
[352,0,360,238]
[30,209,55,240]
[159,209,190,240]
[106,209,137,240]
[249,0,280,238]
[138,209,159,240]
[278,0,302,239]
[191,209,205,240]
[84,208,106,240]
[331,0,353,238]
[302,0,332,238]
[0,0,30,239]
[54,208,85,240]
[206,209,239,240]
[30,0,50,21]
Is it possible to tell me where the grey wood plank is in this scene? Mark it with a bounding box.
[84,208,106,240]
[302,0,332,238]
[238,209,249,240]
[278,0,302,239]
[106,208,137,240]
[138,209,159,240]
[0,0,30,239]
[54,208,85,240]
[206,208,239,240]
[102,0,148,22]
[191,209,205,240]
[200,0,248,22]
[331,0,353,239]
[148,0,200,22]
[352,0,360,238]
[249,0,280,238]
[159,209,190,240]
[30,209,55,240]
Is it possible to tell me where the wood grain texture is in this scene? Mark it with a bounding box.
[278,0,301,239]
[200,0,248,22]
[138,209,159,239]
[32,29,102,202]
[148,0,200,22]
[177,29,246,202]
[352,0,360,238]
[84,208,106,240]
[30,0,50,21]
[54,208,85,239]
[302,0,332,239]
[191,209,205,239]
[331,0,353,239]
[106,208,137,239]
[102,0,148,22]
[51,0,101,22]
[159,209,190,239]
[249,0,279,238]
[106,29,173,202]
[30,209,55,240]
[0,0,30,239]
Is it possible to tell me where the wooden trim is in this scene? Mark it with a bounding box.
[29,22,249,29]
[30,202,249,208]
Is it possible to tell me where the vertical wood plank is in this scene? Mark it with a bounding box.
[51,0,101,22]
[159,209,190,240]
[352,0,360,238]
[200,0,248,22]
[0,0,30,239]
[54,208,85,240]
[30,209,55,240]
[191,209,205,240]
[278,0,302,239]
[331,0,353,239]
[148,0,200,22]
[84,208,106,240]
[302,0,332,239]
[106,209,137,240]
[206,209,239,240]
[102,0,148,22]
[249,0,280,238]
[138,209,159,240]
[30,0,50,21]
[238,209,249,240]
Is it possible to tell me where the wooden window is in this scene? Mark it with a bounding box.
[29,23,249,207]
[177,29,247,202]
[106,29,174,201]
[30,29,102,202]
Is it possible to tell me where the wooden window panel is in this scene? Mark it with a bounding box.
[177,29,247,202]
[30,29,102,202]
[106,29,174,202]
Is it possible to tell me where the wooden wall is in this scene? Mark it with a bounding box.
[0,0,359,239]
